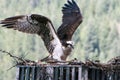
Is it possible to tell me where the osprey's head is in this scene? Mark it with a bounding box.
[66,41,74,49]
[61,40,74,49]
[60,40,74,60]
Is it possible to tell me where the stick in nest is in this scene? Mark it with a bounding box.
[0,49,35,65]
[0,49,27,63]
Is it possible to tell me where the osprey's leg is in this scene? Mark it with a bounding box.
[40,55,50,62]
[40,55,58,63]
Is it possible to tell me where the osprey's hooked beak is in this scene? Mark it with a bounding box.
[68,44,74,49]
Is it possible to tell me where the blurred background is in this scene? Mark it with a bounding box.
[0,0,120,80]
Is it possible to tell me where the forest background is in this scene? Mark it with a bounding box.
[0,0,120,80]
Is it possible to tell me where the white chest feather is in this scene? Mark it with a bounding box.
[47,22,64,61]
[52,40,64,61]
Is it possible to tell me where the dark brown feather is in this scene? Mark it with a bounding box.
[3,15,24,21]
[57,0,83,41]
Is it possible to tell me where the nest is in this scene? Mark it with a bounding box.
[0,49,120,72]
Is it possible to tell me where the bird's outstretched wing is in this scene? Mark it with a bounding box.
[57,0,83,41]
[0,14,61,54]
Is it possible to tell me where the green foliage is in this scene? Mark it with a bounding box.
[0,0,120,80]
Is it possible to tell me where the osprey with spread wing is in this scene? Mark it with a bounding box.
[0,0,82,61]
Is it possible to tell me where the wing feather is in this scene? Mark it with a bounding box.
[0,15,40,33]
[57,0,83,41]
[0,14,61,54]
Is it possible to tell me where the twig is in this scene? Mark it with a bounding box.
[7,64,17,71]
[0,49,27,63]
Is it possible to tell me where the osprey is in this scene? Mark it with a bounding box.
[0,0,82,61]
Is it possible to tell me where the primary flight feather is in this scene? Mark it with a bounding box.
[0,0,82,61]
